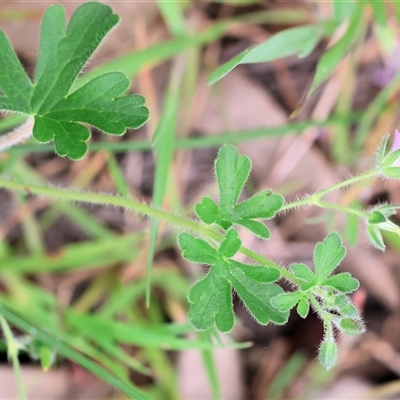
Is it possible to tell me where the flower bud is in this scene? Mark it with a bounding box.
[318,338,337,370]
[339,318,365,335]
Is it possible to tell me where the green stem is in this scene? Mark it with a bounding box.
[0,178,296,280]
[0,312,26,400]
[315,200,367,218]
[309,295,329,321]
[0,177,217,238]
[280,168,380,212]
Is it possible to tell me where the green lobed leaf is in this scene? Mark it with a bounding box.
[235,219,271,239]
[290,263,316,283]
[323,272,359,293]
[31,3,119,112]
[230,260,279,283]
[313,232,346,283]
[33,117,90,160]
[270,292,302,313]
[233,190,284,219]
[180,228,282,332]
[188,264,234,332]
[300,281,316,291]
[0,2,149,160]
[206,145,283,238]
[218,228,241,258]
[215,145,251,213]
[34,4,66,85]
[296,298,310,319]
[230,268,289,325]
[333,294,360,319]
[214,279,236,332]
[177,233,219,264]
[47,73,149,134]
[195,197,219,224]
[0,31,33,112]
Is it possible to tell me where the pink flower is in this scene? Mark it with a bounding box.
[390,129,400,167]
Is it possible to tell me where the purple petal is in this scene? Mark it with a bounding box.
[390,129,400,152]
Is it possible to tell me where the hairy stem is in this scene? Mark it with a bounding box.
[0,178,296,281]
[0,117,33,151]
[280,168,380,212]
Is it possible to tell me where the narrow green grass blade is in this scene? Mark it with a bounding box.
[304,4,363,101]
[207,49,250,85]
[333,0,355,21]
[0,234,142,273]
[156,0,187,36]
[11,160,116,239]
[67,311,236,351]
[353,72,400,155]
[0,114,25,131]
[146,58,183,307]
[106,152,131,197]
[140,304,179,399]
[198,331,221,400]
[15,193,44,254]
[266,351,307,399]
[0,304,149,400]
[73,9,304,89]
[65,316,150,377]
[50,203,116,239]
[6,112,362,155]
[100,269,190,318]
[369,0,387,25]
[207,21,337,85]
[2,276,150,377]
[394,1,400,22]
[60,331,129,381]
[73,19,228,89]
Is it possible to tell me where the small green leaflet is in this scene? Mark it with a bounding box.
[294,232,358,292]
[178,228,288,332]
[206,21,337,85]
[271,232,359,314]
[195,145,284,239]
[0,2,149,160]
